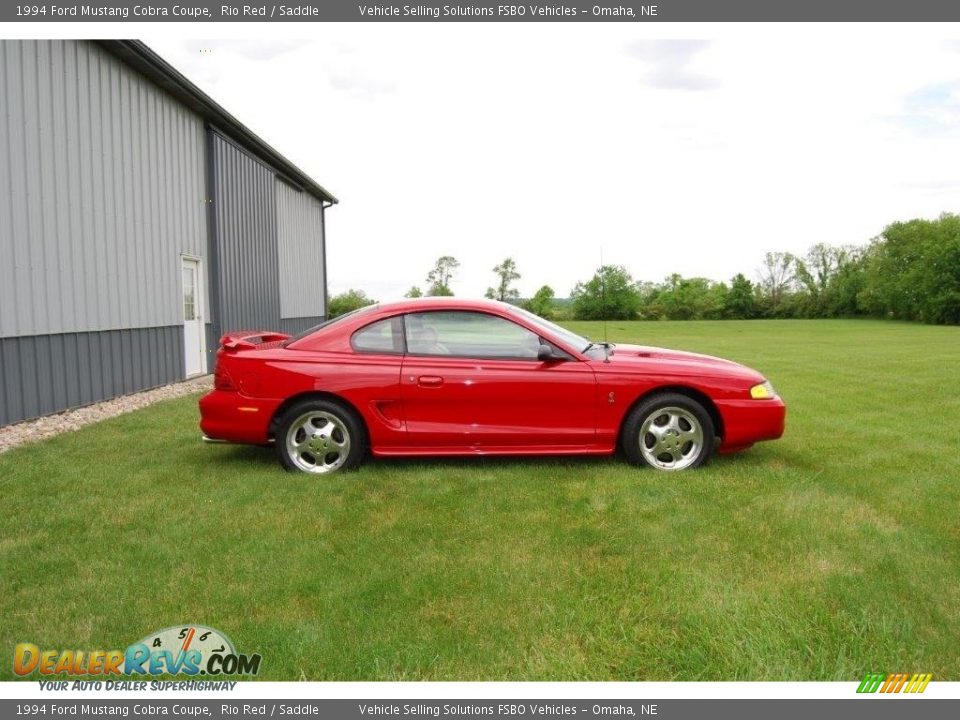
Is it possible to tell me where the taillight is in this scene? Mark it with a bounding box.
[214,362,236,391]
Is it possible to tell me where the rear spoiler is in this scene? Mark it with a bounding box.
[219,330,292,352]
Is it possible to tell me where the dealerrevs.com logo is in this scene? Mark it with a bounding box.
[14,625,261,677]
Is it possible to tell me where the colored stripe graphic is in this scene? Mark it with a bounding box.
[858,672,931,694]
[905,673,933,694]
[857,673,886,693]
[881,673,902,693]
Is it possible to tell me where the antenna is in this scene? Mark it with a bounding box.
[600,247,608,345]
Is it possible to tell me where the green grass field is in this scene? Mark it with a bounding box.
[1,319,958,681]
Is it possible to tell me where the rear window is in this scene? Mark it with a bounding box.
[352,317,403,354]
[285,305,378,344]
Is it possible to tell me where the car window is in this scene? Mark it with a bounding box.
[352,317,403,354]
[404,311,541,360]
[286,304,378,344]
[506,304,591,353]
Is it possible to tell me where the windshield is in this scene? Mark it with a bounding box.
[505,305,593,353]
[285,304,378,344]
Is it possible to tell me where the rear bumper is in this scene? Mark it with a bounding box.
[198,390,280,445]
[715,396,786,451]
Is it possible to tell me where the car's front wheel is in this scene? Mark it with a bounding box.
[275,399,365,474]
[621,393,715,471]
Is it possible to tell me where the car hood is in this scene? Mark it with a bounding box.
[596,343,765,382]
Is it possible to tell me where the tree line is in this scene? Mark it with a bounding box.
[328,213,960,325]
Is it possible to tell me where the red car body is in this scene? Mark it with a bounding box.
[199,298,785,467]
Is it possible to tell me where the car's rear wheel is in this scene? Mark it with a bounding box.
[621,393,715,471]
[275,399,365,474]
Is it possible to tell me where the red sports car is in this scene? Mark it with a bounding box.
[199,298,785,474]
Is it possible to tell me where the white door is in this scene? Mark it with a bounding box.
[181,257,205,377]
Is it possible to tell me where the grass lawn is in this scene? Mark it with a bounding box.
[1,319,958,681]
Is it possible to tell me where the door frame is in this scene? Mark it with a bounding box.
[396,310,598,450]
[180,254,207,377]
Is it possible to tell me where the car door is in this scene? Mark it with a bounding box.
[341,315,407,451]
[399,310,597,451]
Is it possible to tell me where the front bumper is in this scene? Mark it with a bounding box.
[715,396,787,450]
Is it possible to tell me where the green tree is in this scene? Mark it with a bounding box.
[571,265,641,320]
[426,256,459,296]
[327,289,376,318]
[404,286,423,298]
[724,273,758,319]
[636,281,665,320]
[708,281,729,319]
[484,258,521,302]
[525,285,555,318]
[757,251,798,316]
[657,274,724,320]
[825,246,867,317]
[794,243,863,318]
[796,244,838,296]
[862,214,960,324]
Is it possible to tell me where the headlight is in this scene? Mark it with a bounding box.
[750,381,777,399]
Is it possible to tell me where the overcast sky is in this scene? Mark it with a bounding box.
[145,25,960,300]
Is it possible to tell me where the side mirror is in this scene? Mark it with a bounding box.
[538,343,566,362]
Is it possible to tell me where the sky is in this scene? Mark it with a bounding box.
[143,25,960,300]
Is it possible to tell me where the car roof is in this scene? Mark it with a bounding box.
[369,297,520,315]
[286,297,540,353]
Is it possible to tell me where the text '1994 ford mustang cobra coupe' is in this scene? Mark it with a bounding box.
[199,298,786,474]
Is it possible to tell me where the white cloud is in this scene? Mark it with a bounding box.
[625,39,720,90]
[328,66,396,97]
[896,81,960,136]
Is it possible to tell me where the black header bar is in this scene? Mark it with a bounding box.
[4,0,960,22]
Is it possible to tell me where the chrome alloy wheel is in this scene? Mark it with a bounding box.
[639,406,704,471]
[285,411,352,474]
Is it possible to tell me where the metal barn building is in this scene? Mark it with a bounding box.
[0,39,337,427]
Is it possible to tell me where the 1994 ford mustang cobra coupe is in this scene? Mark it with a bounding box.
[199,298,786,474]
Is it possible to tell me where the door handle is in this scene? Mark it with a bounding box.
[417,375,444,388]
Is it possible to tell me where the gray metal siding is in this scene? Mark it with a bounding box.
[0,40,207,339]
[0,40,334,427]
[277,316,326,337]
[276,180,326,319]
[0,326,183,426]
[210,132,280,333]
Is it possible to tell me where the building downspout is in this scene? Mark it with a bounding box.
[321,200,333,320]
[204,125,223,364]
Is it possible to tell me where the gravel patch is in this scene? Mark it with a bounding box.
[0,375,214,454]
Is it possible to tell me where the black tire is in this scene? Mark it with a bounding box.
[274,398,366,474]
[620,393,715,471]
